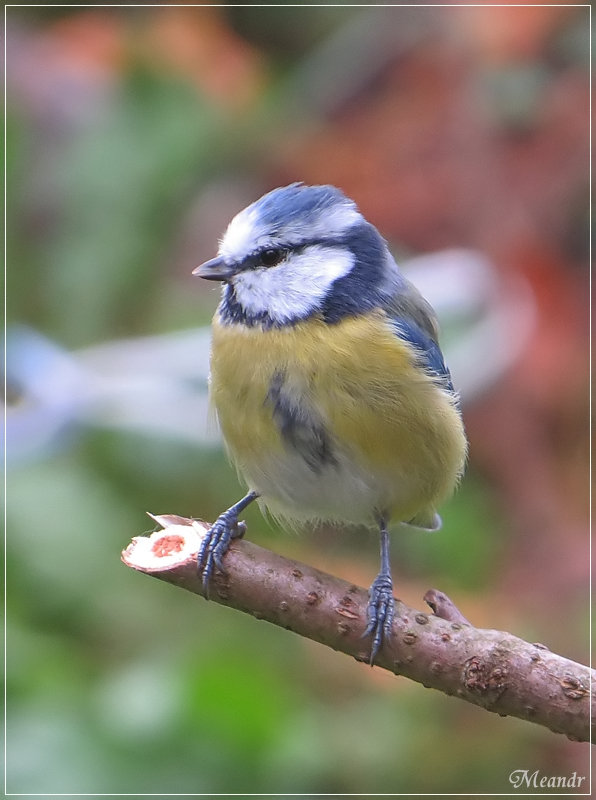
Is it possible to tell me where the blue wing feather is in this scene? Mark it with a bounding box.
[388,315,455,394]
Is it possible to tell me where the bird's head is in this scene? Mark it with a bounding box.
[193,183,402,327]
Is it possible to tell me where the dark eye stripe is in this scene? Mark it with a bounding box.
[238,238,340,272]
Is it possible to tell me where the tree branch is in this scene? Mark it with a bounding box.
[122,514,593,743]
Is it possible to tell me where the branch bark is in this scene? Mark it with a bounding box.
[122,514,593,743]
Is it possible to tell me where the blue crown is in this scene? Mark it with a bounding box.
[252,183,354,229]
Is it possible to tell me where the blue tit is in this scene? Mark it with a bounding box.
[193,182,467,663]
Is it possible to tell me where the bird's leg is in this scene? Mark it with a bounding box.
[363,519,395,665]
[197,490,259,597]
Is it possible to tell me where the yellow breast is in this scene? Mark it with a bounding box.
[209,312,467,525]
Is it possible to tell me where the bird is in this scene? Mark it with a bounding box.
[192,182,467,663]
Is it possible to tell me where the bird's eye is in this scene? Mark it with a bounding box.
[260,248,286,267]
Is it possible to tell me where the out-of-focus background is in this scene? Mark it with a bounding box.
[6,4,590,795]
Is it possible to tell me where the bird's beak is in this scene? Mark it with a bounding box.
[192,256,236,282]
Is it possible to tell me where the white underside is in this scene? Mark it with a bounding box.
[237,445,413,527]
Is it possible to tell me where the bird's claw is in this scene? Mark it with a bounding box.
[197,511,245,597]
[363,572,395,665]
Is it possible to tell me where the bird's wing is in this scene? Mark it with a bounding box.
[385,278,455,393]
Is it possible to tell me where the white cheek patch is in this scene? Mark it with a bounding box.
[232,245,354,324]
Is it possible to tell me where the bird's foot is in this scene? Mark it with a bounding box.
[363,571,395,665]
[197,509,246,597]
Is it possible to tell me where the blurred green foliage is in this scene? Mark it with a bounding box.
[10,71,216,345]
[6,4,590,795]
